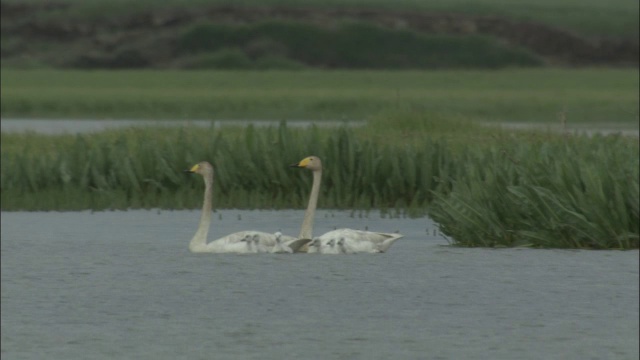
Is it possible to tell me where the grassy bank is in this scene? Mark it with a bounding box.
[2,69,638,123]
[1,114,638,249]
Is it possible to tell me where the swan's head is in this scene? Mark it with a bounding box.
[274,231,282,242]
[328,239,335,247]
[241,234,252,242]
[185,161,213,176]
[290,156,322,171]
[337,237,345,246]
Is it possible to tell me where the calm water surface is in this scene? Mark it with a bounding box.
[1,210,638,360]
[0,119,362,134]
[2,118,637,136]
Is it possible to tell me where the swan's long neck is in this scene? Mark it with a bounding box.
[189,171,213,252]
[298,169,321,239]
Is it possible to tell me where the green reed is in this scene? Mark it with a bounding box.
[428,133,639,249]
[0,121,449,212]
[1,117,638,248]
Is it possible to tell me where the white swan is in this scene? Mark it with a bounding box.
[185,161,306,254]
[290,156,403,253]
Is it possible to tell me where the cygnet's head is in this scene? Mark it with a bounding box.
[252,234,260,243]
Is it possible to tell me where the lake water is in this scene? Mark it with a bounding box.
[2,118,638,137]
[1,210,638,360]
[0,119,363,135]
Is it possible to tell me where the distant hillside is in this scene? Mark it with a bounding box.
[1,2,638,69]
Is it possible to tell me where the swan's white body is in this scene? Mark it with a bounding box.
[291,156,404,253]
[186,162,299,254]
[335,235,382,254]
[318,229,399,253]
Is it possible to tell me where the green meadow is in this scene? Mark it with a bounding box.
[2,69,638,124]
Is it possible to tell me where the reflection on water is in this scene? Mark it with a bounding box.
[1,210,638,360]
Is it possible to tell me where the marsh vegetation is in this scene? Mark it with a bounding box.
[2,114,638,249]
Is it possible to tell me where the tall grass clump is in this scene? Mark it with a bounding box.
[428,134,639,249]
[0,122,453,214]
